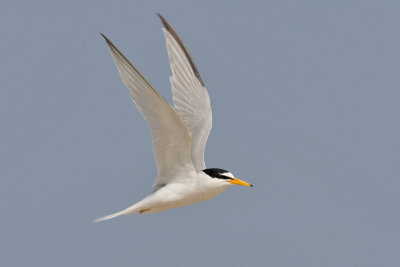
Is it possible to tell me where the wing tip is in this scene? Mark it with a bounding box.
[156,13,205,87]
[157,13,170,31]
[99,32,113,47]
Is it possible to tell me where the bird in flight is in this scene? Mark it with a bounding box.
[95,14,252,222]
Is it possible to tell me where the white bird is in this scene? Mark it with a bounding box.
[95,14,252,222]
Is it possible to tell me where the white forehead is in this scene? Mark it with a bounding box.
[221,172,234,178]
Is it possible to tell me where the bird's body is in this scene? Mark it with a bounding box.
[98,171,231,221]
[95,14,252,222]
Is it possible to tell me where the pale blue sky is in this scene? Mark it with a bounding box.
[1,0,399,266]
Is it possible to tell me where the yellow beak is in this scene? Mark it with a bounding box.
[228,177,253,187]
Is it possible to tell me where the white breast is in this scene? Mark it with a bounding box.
[140,171,231,213]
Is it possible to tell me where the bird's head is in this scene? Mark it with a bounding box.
[203,168,253,187]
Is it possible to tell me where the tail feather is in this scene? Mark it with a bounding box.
[94,205,141,223]
[94,210,127,222]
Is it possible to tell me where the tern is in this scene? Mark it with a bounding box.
[95,14,252,222]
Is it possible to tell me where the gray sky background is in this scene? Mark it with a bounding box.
[1,0,399,266]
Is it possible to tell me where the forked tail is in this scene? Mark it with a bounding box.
[94,205,141,222]
[94,210,126,222]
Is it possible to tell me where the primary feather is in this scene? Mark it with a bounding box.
[159,14,212,172]
[100,34,195,187]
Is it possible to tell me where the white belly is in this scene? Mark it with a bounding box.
[140,179,230,213]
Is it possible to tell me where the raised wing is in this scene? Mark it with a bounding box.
[101,34,195,187]
[158,14,212,171]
